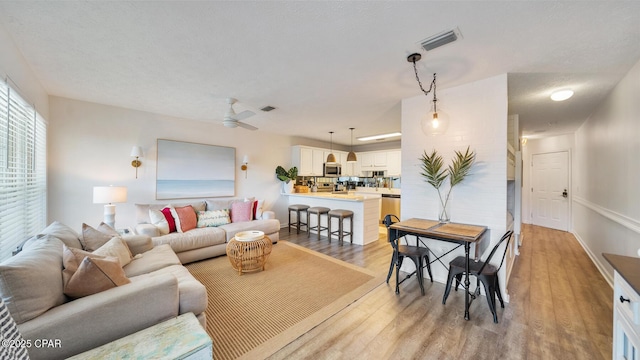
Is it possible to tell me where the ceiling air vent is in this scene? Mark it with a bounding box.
[419,28,460,52]
[261,105,276,112]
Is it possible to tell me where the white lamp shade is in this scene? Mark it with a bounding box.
[242,155,249,164]
[93,186,127,204]
[130,146,143,157]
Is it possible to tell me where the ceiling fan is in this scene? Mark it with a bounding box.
[222,98,257,130]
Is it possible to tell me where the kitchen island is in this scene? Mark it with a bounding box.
[284,192,381,245]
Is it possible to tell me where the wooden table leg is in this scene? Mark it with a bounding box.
[464,242,470,320]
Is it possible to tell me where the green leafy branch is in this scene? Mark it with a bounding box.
[275,166,298,183]
[419,146,476,220]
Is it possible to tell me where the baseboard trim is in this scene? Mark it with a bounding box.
[571,229,613,289]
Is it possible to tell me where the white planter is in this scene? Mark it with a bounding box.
[282,181,294,194]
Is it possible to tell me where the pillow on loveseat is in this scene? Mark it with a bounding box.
[62,245,131,298]
[81,223,120,251]
[64,256,131,298]
[197,209,230,228]
[231,200,253,222]
[93,237,133,267]
[0,236,67,324]
[23,221,83,251]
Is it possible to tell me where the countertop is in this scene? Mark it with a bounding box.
[604,253,640,294]
[285,192,381,202]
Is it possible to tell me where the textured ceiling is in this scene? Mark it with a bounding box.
[0,1,638,145]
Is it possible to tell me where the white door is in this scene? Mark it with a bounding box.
[531,151,569,231]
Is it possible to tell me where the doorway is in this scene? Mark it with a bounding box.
[531,151,570,231]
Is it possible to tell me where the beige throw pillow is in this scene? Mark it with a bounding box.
[64,256,131,298]
[0,236,67,324]
[81,223,115,251]
[93,237,133,267]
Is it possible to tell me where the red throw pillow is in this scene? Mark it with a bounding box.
[160,207,177,233]
[252,200,258,220]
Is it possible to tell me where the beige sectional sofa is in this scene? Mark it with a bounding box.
[0,222,207,360]
[134,198,281,264]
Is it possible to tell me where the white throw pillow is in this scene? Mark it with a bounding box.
[149,209,170,235]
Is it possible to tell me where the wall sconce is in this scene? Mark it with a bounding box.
[407,53,449,136]
[241,155,249,178]
[93,186,127,229]
[130,146,143,179]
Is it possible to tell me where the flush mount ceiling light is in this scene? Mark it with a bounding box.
[550,89,574,101]
[326,131,336,163]
[357,132,402,142]
[347,128,357,163]
[407,53,449,136]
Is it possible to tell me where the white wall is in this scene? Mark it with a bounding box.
[401,74,509,286]
[521,134,575,224]
[0,22,48,118]
[572,58,640,284]
[48,96,295,232]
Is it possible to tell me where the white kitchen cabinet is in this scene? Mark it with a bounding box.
[360,152,375,170]
[292,146,327,176]
[604,253,640,360]
[387,150,401,176]
[373,152,387,168]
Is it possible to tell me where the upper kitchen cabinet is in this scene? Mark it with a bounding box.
[387,150,401,176]
[360,151,387,171]
[292,146,325,176]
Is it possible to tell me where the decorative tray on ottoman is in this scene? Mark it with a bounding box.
[234,230,265,242]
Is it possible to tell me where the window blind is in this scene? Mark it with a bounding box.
[0,81,47,261]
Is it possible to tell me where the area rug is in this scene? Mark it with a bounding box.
[185,241,383,360]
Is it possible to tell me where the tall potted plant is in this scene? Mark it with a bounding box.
[275,166,298,194]
[420,146,476,223]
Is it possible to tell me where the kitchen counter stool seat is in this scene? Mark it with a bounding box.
[288,204,309,234]
[307,206,330,240]
[328,209,354,245]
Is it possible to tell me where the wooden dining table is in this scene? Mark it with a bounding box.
[388,218,488,321]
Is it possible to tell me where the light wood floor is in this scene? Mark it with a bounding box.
[268,224,613,360]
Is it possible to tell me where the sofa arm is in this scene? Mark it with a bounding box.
[261,210,276,220]
[18,274,179,360]
[122,234,154,255]
[135,223,160,238]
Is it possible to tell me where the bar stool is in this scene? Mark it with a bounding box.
[307,206,330,240]
[328,209,354,245]
[288,204,309,234]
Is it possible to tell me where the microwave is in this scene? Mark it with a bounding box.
[323,163,342,177]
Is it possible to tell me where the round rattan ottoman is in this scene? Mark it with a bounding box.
[226,231,272,275]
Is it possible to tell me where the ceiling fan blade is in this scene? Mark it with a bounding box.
[234,110,255,121]
[236,121,258,131]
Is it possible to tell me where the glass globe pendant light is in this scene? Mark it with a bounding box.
[407,53,449,136]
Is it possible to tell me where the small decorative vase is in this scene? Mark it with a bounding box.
[439,200,451,223]
[282,181,294,194]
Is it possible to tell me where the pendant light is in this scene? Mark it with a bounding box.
[326,131,336,163]
[407,53,449,136]
[347,128,357,163]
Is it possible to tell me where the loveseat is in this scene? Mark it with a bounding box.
[0,221,207,360]
[134,198,281,264]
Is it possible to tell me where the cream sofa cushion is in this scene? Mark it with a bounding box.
[151,227,226,253]
[123,244,181,277]
[131,264,207,316]
[23,221,83,250]
[0,236,66,324]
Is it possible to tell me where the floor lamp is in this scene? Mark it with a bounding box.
[93,186,127,229]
